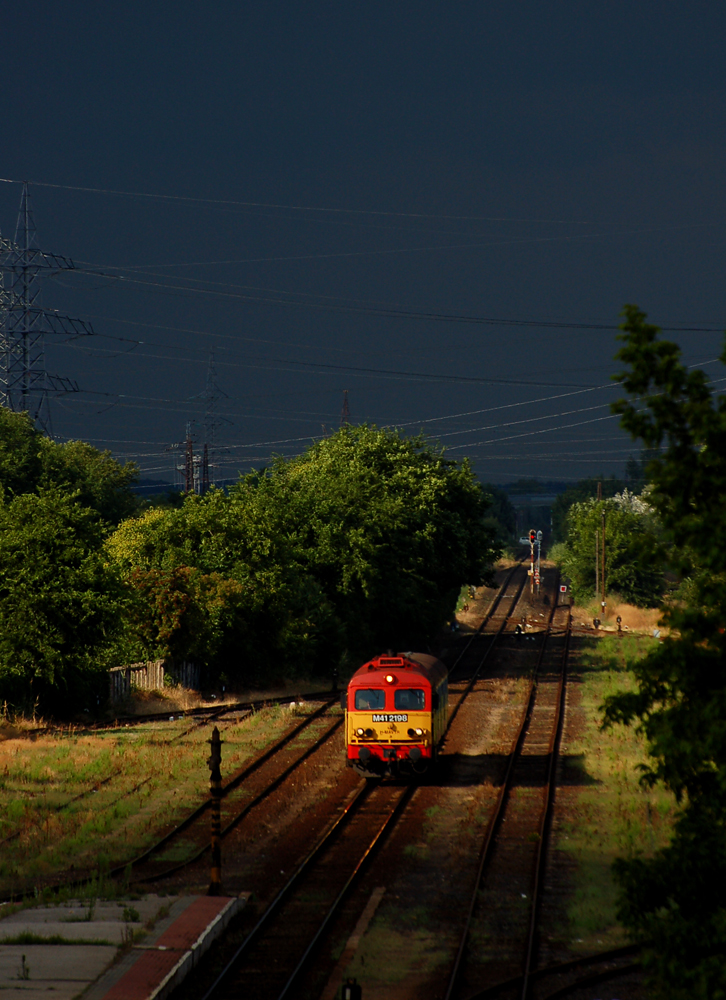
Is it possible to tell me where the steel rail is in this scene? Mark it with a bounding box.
[447,561,524,674]
[255,570,529,999]
[520,611,572,1000]
[56,687,338,736]
[275,785,415,1000]
[110,696,338,878]
[444,567,529,737]
[135,714,344,883]
[198,778,376,1000]
[0,697,338,904]
[443,574,562,1000]
[462,944,641,999]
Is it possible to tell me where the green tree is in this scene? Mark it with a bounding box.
[0,408,139,523]
[107,490,342,683]
[0,488,126,714]
[550,475,627,542]
[602,305,726,998]
[559,491,664,606]
[0,408,43,495]
[39,438,139,523]
[236,425,498,653]
[109,426,498,681]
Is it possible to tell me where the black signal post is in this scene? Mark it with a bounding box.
[207,726,223,896]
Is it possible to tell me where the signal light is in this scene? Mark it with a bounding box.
[529,529,536,543]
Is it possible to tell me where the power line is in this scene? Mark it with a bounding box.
[0,176,594,225]
[72,263,726,334]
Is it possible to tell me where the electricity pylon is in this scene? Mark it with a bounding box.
[0,182,93,432]
[198,350,230,488]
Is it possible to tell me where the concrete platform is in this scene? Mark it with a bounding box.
[0,892,247,1000]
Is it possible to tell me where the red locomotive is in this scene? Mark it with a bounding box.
[343,653,448,776]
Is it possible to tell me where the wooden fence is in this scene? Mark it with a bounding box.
[108,659,201,702]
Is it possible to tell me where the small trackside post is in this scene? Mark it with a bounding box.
[342,978,362,1000]
[207,726,223,896]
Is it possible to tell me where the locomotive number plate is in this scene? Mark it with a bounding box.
[371,713,408,723]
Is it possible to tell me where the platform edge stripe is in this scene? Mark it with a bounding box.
[144,896,244,1000]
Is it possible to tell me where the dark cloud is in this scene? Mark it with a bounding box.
[2,2,725,485]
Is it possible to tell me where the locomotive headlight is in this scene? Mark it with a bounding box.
[415,728,423,736]
[356,728,364,737]
[385,674,395,683]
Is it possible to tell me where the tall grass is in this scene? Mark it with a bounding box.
[557,633,675,950]
[0,702,316,897]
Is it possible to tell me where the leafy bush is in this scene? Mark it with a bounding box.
[558,490,664,607]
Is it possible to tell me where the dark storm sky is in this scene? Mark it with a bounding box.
[3,2,726,486]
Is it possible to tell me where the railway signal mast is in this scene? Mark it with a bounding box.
[536,529,543,595]
[528,528,543,595]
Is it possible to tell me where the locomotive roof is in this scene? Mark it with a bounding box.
[350,652,447,688]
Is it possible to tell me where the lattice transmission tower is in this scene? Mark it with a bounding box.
[199,351,230,488]
[168,353,230,494]
[0,182,93,432]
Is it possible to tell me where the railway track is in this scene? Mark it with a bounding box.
[12,563,622,999]
[1,695,342,903]
[465,943,642,999]
[128,700,344,884]
[444,586,572,1000]
[198,779,413,1000]
[178,567,538,1000]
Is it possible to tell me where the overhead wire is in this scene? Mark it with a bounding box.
[69,261,726,334]
[0,176,596,224]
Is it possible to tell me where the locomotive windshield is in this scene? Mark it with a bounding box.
[355,689,385,710]
[394,689,426,710]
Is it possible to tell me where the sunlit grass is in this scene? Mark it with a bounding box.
[0,702,316,896]
[558,632,676,951]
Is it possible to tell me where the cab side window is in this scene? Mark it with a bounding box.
[394,689,425,710]
[355,689,385,710]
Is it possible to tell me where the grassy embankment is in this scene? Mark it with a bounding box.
[559,631,676,951]
[0,698,331,900]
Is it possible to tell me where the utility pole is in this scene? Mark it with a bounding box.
[184,422,194,494]
[0,182,93,432]
[201,442,210,495]
[341,389,351,427]
[595,527,600,603]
